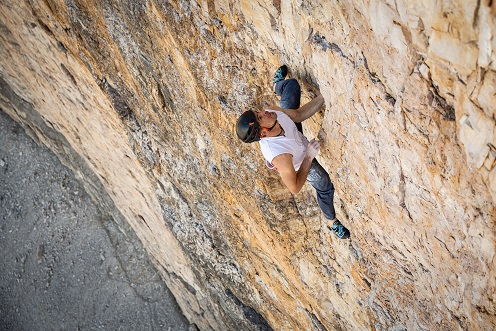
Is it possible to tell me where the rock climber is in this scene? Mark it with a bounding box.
[235,65,350,239]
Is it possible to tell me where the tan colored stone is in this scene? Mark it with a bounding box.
[477,70,496,118]
[395,0,436,33]
[455,81,495,169]
[483,145,496,170]
[428,30,478,76]
[490,166,496,209]
[368,0,408,54]
[425,58,455,98]
[430,0,478,42]
[418,62,430,80]
[478,3,493,69]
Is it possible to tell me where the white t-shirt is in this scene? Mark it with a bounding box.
[259,110,309,171]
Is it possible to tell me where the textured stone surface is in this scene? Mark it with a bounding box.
[0,109,190,331]
[0,0,495,330]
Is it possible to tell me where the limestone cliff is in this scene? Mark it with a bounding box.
[0,0,495,330]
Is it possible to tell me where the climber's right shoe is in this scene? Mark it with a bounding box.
[273,65,288,84]
[330,220,350,239]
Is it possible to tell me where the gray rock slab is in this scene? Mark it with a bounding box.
[0,109,192,331]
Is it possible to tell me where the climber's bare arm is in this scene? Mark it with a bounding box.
[270,139,321,194]
[266,94,324,122]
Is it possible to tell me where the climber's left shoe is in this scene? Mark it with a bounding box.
[328,220,350,239]
[273,65,288,84]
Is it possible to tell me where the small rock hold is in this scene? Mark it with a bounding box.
[0,159,5,167]
[418,63,430,80]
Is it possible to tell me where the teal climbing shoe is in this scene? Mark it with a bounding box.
[273,65,288,83]
[330,220,350,239]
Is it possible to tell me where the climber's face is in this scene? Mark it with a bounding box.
[255,109,277,130]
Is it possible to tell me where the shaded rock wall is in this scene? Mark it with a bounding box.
[1,0,495,330]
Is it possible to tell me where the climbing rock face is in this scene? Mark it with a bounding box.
[1,0,495,330]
